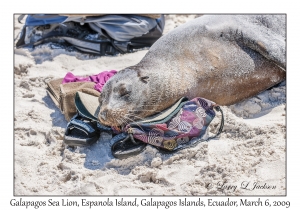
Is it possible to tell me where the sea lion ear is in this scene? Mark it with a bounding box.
[140,76,149,84]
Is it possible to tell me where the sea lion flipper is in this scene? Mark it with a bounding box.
[242,35,285,70]
[236,22,286,70]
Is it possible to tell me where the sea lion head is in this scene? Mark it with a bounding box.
[98,68,160,127]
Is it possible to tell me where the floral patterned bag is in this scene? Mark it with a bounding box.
[111,97,224,158]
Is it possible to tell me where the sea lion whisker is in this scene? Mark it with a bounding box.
[119,116,131,128]
[124,114,147,124]
[114,113,124,127]
[117,116,124,124]
[118,118,126,127]
[134,109,165,114]
[123,115,143,129]
[128,107,162,111]
[123,115,147,133]
[119,113,130,124]
[124,114,144,121]
[122,116,131,125]
[119,114,134,125]
[138,105,162,107]
[129,109,160,112]
[122,115,135,123]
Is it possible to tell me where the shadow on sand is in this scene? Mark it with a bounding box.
[42,95,68,128]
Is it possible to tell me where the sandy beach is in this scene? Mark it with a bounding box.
[13,14,286,196]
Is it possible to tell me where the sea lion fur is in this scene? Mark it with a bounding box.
[98,15,286,126]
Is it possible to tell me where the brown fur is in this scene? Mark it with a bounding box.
[98,15,286,126]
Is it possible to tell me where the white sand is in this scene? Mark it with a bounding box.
[14,14,286,195]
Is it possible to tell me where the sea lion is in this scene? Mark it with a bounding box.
[97,15,286,126]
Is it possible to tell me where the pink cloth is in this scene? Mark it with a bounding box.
[62,70,117,92]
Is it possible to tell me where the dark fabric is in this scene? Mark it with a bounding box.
[124,97,217,151]
[16,14,165,55]
[25,14,68,26]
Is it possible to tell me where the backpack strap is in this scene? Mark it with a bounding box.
[29,36,117,56]
[206,106,224,141]
[18,14,26,24]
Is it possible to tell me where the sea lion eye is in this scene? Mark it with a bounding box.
[120,91,131,97]
[140,76,149,84]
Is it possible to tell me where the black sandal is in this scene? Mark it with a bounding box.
[111,133,147,159]
[64,114,100,146]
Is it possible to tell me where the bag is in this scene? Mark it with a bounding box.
[111,97,224,158]
[16,14,165,55]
